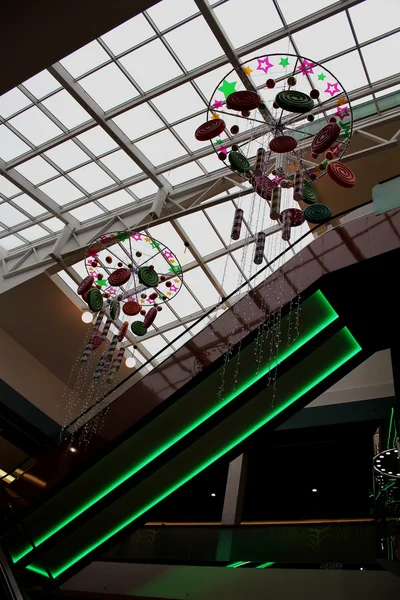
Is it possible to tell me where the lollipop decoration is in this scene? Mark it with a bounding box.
[76,230,183,379]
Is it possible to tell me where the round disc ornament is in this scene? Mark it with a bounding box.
[195,119,226,141]
[275,90,314,114]
[138,266,159,288]
[303,204,332,224]
[269,135,297,153]
[87,288,103,313]
[78,275,94,296]
[228,151,251,173]
[311,122,340,156]
[327,161,356,188]
[123,300,141,316]
[302,180,318,204]
[108,267,131,287]
[226,91,261,111]
[252,175,273,199]
[131,321,148,336]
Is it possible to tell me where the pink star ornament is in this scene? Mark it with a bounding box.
[325,82,341,97]
[257,57,273,74]
[299,60,314,76]
[212,99,223,109]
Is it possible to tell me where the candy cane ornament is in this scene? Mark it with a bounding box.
[80,308,105,364]
[254,148,266,177]
[253,232,266,265]
[107,346,125,383]
[293,171,304,202]
[231,208,244,240]
[270,187,281,220]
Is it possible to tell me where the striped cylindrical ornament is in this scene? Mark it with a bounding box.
[270,187,281,220]
[230,208,244,240]
[293,171,304,202]
[107,346,125,383]
[281,211,292,241]
[253,231,266,265]
[254,148,266,177]
[80,308,105,364]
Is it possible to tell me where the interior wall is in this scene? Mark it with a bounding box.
[0,327,76,426]
[62,562,400,600]
[310,349,394,407]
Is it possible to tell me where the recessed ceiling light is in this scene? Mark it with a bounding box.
[312,488,318,493]
[211,492,216,497]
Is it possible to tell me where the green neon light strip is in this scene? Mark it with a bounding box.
[226,561,251,568]
[256,562,275,569]
[26,565,49,578]
[27,327,360,579]
[15,291,337,563]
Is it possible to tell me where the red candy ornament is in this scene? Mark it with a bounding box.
[327,161,356,188]
[269,135,297,153]
[311,122,340,156]
[195,119,226,141]
[226,90,261,111]
[108,268,131,287]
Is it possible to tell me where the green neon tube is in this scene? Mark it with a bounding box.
[226,561,251,568]
[256,562,275,569]
[15,291,337,563]
[27,327,360,579]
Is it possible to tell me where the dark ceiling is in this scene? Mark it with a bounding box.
[0,0,161,95]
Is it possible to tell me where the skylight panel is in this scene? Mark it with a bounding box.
[100,150,141,180]
[42,217,64,232]
[141,336,174,360]
[135,129,186,166]
[184,267,221,306]
[0,235,25,250]
[39,177,82,205]
[12,194,47,217]
[79,63,139,111]
[163,325,187,342]
[178,211,223,254]
[173,114,208,152]
[361,33,400,82]
[0,203,28,227]
[119,39,183,92]
[146,0,199,31]
[173,285,203,318]
[60,40,110,78]
[278,0,336,24]
[68,203,105,222]
[194,64,231,100]
[164,16,224,71]
[44,140,89,170]
[322,51,369,93]
[76,126,118,155]
[0,125,30,161]
[0,176,22,198]
[128,179,159,199]
[205,202,244,245]
[97,190,136,211]
[9,106,63,146]
[147,221,195,262]
[349,0,400,44]
[199,153,226,173]
[0,88,31,119]
[15,156,59,185]
[208,255,248,295]
[42,90,92,130]
[19,224,48,242]
[22,70,61,99]
[68,163,115,193]
[164,162,204,186]
[101,14,155,55]
[112,103,164,141]
[151,83,206,123]
[240,39,296,65]
[214,0,282,48]
[292,13,354,62]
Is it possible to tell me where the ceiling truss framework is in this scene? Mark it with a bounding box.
[0,0,399,370]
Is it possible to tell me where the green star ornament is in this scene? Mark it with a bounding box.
[317,73,326,81]
[217,79,237,99]
[279,57,290,68]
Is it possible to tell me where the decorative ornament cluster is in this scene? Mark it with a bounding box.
[76,230,183,380]
[194,53,357,260]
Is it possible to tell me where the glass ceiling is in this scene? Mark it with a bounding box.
[0,0,399,370]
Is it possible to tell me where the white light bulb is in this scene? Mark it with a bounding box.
[312,488,317,493]
[211,492,216,497]
[125,356,136,369]
[81,311,93,324]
